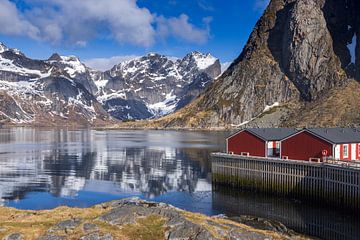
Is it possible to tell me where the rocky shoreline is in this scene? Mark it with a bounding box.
[0,198,313,240]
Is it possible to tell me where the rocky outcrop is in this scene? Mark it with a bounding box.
[0,198,313,240]
[153,0,360,128]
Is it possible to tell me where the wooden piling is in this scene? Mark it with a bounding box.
[211,153,360,210]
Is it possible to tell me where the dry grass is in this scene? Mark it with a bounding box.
[284,80,360,127]
[0,205,107,239]
[120,215,166,240]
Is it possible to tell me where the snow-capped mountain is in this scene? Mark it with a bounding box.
[0,43,111,126]
[95,52,221,120]
[0,42,221,125]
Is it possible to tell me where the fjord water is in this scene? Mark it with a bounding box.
[0,128,359,240]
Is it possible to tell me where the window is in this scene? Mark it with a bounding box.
[358,144,360,157]
[343,144,349,158]
[276,142,280,154]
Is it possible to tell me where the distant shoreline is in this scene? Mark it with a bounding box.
[0,123,235,132]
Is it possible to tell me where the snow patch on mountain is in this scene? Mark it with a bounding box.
[48,55,86,77]
[263,102,280,112]
[192,52,217,70]
[147,90,178,116]
[0,55,52,78]
[348,33,357,64]
[97,91,127,103]
[0,43,7,53]
[94,79,109,89]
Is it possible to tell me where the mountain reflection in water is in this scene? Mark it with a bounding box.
[0,128,225,210]
[0,128,360,240]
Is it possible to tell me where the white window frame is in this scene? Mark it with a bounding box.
[343,144,349,158]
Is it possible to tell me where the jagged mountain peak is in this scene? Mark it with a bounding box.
[0,42,8,53]
[182,51,218,70]
[48,53,62,61]
[47,53,83,64]
[59,55,82,63]
[0,43,25,57]
[47,54,86,78]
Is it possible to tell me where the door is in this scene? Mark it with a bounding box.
[334,145,340,160]
[351,144,357,160]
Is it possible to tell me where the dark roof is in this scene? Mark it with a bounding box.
[228,128,299,141]
[306,128,360,144]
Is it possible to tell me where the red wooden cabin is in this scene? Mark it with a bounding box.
[281,128,360,161]
[226,128,298,157]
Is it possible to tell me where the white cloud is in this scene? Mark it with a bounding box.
[0,0,212,47]
[157,14,211,44]
[23,0,156,47]
[197,0,214,11]
[84,55,140,71]
[0,0,40,39]
[254,0,270,12]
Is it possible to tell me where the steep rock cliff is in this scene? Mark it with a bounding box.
[156,0,360,128]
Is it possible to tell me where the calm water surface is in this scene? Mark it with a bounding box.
[0,128,359,240]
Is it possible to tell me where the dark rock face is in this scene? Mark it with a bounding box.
[169,0,360,128]
[280,0,345,101]
[103,98,153,121]
[198,0,300,126]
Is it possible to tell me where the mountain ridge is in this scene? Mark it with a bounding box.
[0,42,221,126]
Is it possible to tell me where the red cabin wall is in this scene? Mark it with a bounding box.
[227,131,266,157]
[281,131,333,161]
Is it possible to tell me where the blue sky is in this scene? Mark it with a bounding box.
[0,0,269,70]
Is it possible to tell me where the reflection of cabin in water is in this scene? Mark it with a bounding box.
[226,128,298,158]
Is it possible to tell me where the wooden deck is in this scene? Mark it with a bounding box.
[211,153,360,210]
